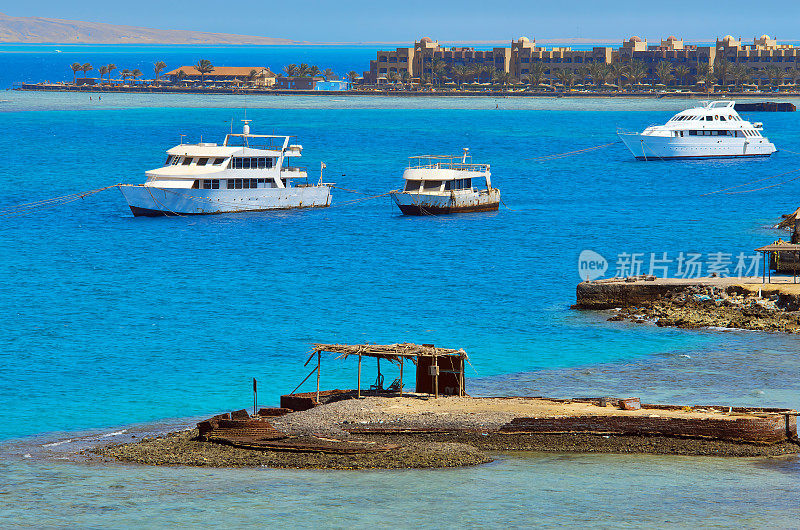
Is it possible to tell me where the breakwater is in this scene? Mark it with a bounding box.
[575,276,800,332]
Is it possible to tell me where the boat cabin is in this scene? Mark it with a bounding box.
[402,150,492,194]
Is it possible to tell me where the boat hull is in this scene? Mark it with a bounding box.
[618,133,776,160]
[390,189,500,216]
[119,185,332,216]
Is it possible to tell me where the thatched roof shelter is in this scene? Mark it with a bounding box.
[297,343,469,402]
[755,239,800,283]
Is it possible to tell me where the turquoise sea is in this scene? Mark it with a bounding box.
[1,45,800,527]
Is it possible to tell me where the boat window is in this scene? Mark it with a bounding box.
[404,180,421,192]
[172,156,181,165]
[213,158,226,165]
[191,180,199,189]
[201,179,220,189]
[182,157,193,165]
[719,116,726,121]
[705,116,713,121]
[165,155,173,165]
[424,180,442,190]
[689,130,697,135]
[197,157,209,166]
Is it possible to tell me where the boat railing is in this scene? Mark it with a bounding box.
[409,161,489,172]
[281,166,307,175]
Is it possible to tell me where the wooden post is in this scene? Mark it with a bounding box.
[399,358,404,397]
[458,358,463,397]
[434,355,439,399]
[316,351,321,403]
[357,353,362,398]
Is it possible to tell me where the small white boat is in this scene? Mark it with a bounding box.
[119,121,331,216]
[618,100,777,160]
[390,149,500,215]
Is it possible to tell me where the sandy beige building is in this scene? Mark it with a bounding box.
[165,66,276,86]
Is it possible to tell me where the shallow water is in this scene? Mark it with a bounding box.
[3,68,800,524]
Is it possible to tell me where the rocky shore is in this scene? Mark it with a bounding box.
[576,277,800,333]
[90,429,491,470]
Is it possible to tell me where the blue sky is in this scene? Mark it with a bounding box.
[4,0,800,42]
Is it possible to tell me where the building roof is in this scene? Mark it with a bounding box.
[164,66,276,77]
[420,37,433,43]
[630,36,642,42]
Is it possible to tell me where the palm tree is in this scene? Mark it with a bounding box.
[322,68,337,80]
[297,63,311,76]
[696,64,716,93]
[177,70,188,85]
[81,63,92,80]
[673,65,690,88]
[714,56,732,89]
[194,59,214,85]
[491,69,513,87]
[588,62,609,87]
[131,69,142,85]
[430,59,448,86]
[610,63,626,90]
[284,64,299,77]
[729,63,749,89]
[525,63,547,88]
[106,64,117,83]
[153,61,167,85]
[626,60,648,88]
[120,69,132,84]
[655,61,674,87]
[307,65,321,78]
[70,62,81,84]
[347,70,359,83]
[765,65,783,88]
[449,64,470,87]
[98,65,108,84]
[554,68,576,89]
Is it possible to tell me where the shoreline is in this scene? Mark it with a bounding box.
[575,276,800,333]
[87,395,799,469]
[14,84,800,99]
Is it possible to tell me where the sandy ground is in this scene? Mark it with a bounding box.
[271,395,781,438]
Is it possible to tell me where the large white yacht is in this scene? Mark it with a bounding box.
[119,122,332,216]
[618,101,777,160]
[390,149,500,215]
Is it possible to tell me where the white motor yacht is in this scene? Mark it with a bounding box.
[618,101,777,160]
[119,121,331,216]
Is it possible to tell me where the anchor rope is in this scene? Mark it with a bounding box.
[524,141,621,162]
[0,185,119,218]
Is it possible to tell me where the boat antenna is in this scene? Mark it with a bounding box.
[179,134,186,145]
[462,147,469,163]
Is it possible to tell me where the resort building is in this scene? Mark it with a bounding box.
[716,35,800,83]
[164,66,276,86]
[364,34,800,86]
[365,36,611,82]
[614,36,715,83]
[274,76,324,89]
[510,37,612,79]
[365,37,512,82]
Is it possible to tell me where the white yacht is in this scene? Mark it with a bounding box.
[390,149,500,215]
[119,122,332,216]
[618,101,777,160]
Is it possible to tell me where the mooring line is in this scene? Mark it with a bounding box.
[0,185,119,218]
[525,141,621,162]
[701,168,800,196]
